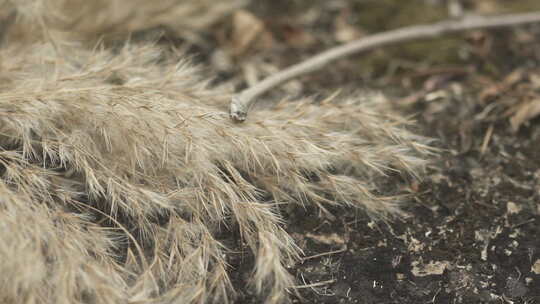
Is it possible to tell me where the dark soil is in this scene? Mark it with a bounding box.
[205,1,540,303]
[281,111,540,304]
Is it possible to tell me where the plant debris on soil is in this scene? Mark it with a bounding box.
[1,0,540,303]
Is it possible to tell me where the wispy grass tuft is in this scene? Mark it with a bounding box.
[0,3,434,303]
[1,0,246,44]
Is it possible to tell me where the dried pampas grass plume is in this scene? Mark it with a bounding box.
[1,0,247,44]
[0,42,433,303]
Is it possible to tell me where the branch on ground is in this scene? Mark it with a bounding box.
[230,12,540,122]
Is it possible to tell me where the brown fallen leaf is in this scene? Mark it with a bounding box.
[280,23,316,49]
[479,69,525,103]
[473,0,503,14]
[230,9,274,56]
[528,72,540,89]
[533,259,540,274]
[305,232,345,246]
[334,9,364,43]
[509,98,540,132]
[411,260,450,277]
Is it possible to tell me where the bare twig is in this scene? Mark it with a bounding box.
[230,12,540,121]
[301,247,347,263]
[292,279,337,289]
[511,218,536,229]
[480,123,494,155]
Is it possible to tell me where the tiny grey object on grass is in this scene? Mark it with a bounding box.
[229,95,248,121]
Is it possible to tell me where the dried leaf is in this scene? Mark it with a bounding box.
[510,98,540,132]
[506,201,522,215]
[411,260,450,277]
[532,259,540,275]
[281,24,316,48]
[334,10,364,43]
[230,9,274,55]
[528,73,540,89]
[479,69,525,103]
[473,0,503,14]
[306,233,345,246]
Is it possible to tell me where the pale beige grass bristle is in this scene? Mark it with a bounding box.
[0,2,433,303]
[0,42,433,303]
[1,0,246,44]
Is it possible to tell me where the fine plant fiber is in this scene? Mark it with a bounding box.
[0,0,247,44]
[0,3,433,304]
[0,42,433,303]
